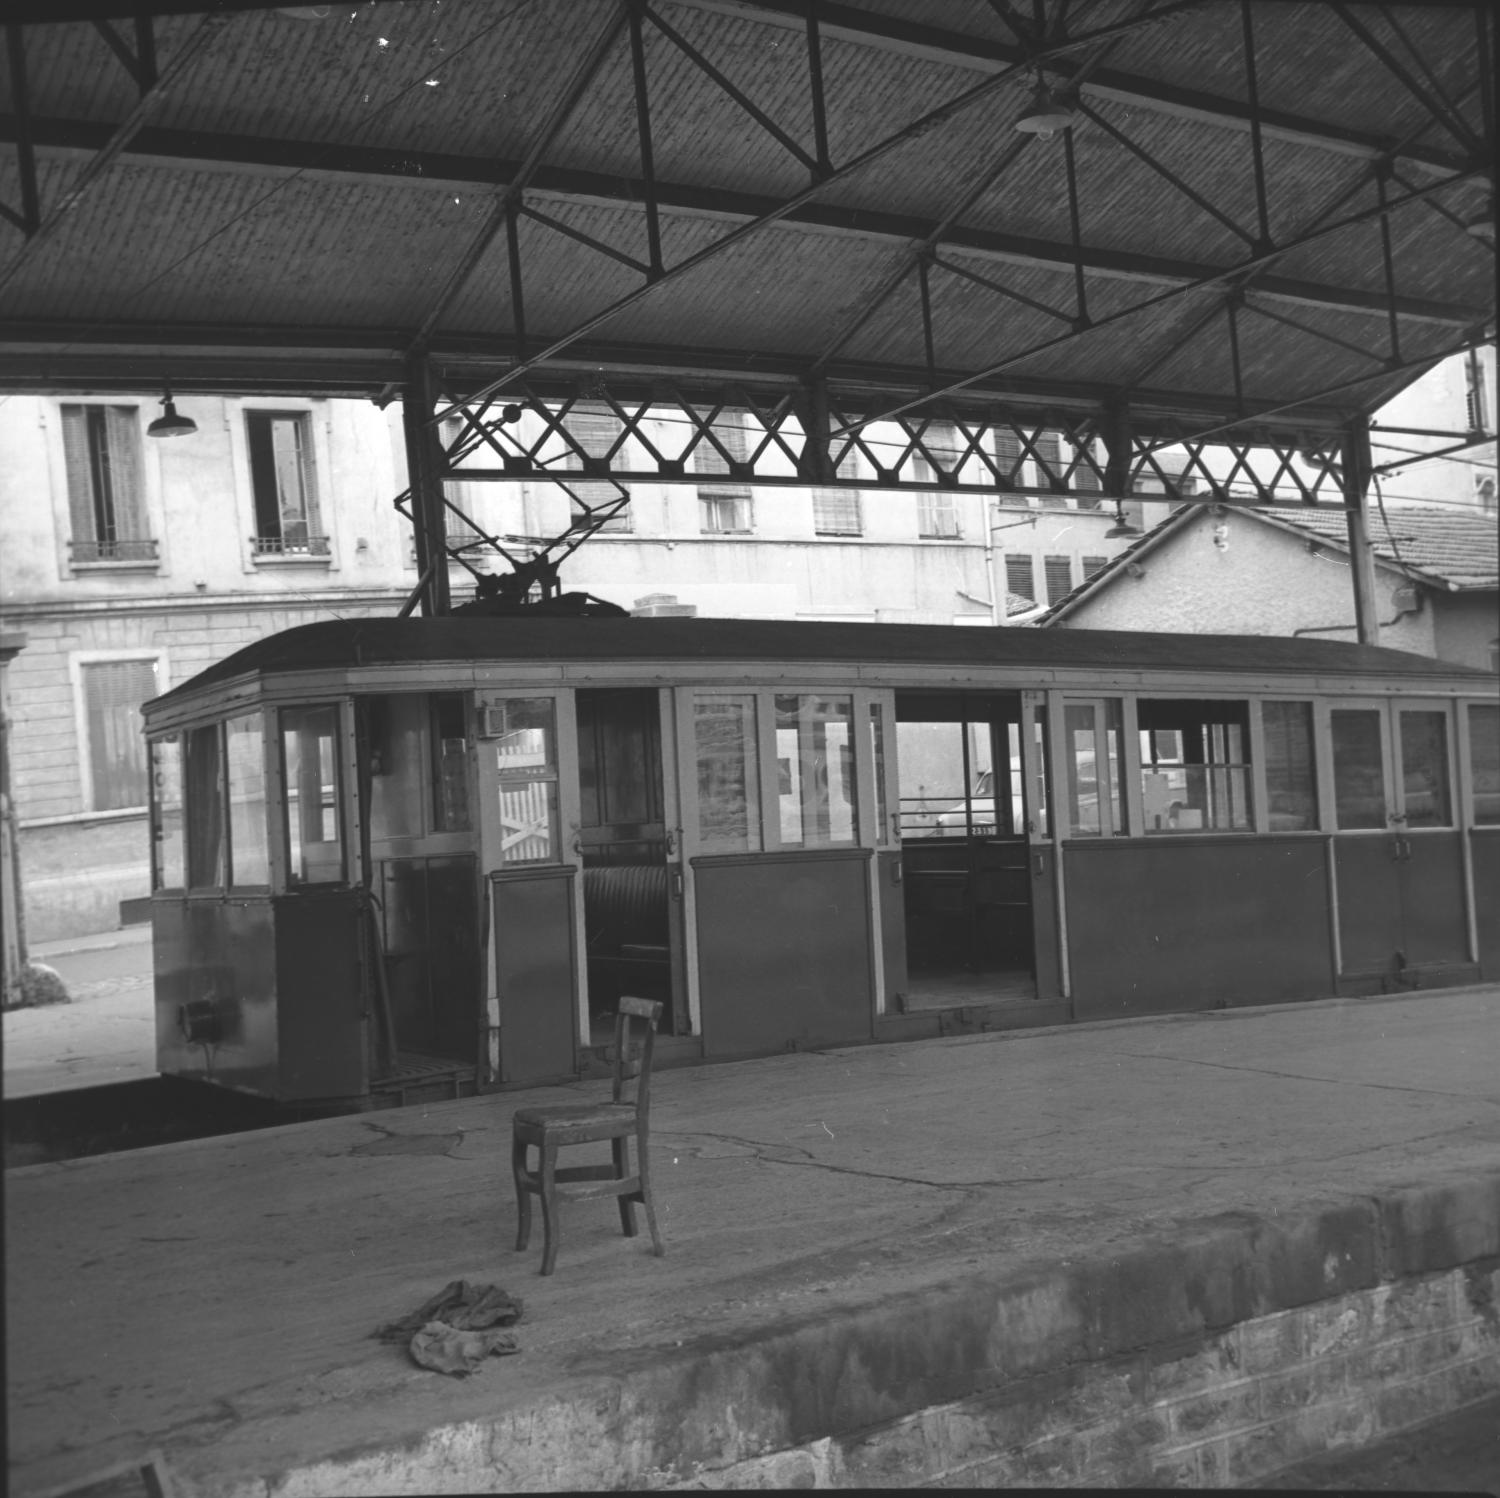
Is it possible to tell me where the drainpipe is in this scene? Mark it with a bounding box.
[1,631,29,1010]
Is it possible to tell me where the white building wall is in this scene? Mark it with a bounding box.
[1051,507,1442,659]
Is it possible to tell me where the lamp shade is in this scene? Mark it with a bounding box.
[147,393,197,439]
[1015,84,1074,139]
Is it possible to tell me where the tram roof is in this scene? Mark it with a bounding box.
[146,616,1490,716]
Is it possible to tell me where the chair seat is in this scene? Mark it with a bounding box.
[514,1101,636,1132]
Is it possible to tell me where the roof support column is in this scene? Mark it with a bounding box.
[403,354,451,618]
[1339,414,1380,647]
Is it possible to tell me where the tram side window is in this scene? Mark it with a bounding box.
[1138,699,1251,833]
[1330,708,1387,830]
[1399,710,1451,828]
[868,701,890,845]
[226,713,270,886]
[1063,698,1124,836]
[775,694,857,847]
[695,694,761,853]
[1262,701,1318,831]
[282,705,345,884]
[185,723,226,888]
[1470,704,1500,825]
[150,735,185,890]
[491,698,558,864]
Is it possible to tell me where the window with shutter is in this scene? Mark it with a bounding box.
[1071,440,1102,505]
[1082,555,1109,580]
[81,658,158,810]
[60,404,155,563]
[1034,431,1066,504]
[247,412,327,556]
[813,489,862,535]
[1004,554,1035,603]
[563,403,632,533]
[1044,555,1074,603]
[994,427,1022,482]
[695,414,753,533]
[912,422,961,536]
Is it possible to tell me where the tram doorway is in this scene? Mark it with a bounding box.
[894,692,1060,1010]
[575,689,687,1043]
[1328,699,1473,988]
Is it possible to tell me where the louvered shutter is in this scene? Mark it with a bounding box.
[83,659,157,810]
[104,406,146,539]
[60,405,99,544]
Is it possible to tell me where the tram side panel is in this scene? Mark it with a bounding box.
[1475,833,1500,980]
[1064,837,1335,1019]
[274,889,368,1101]
[693,849,874,1057]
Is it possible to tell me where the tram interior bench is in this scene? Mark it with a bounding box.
[583,864,671,1023]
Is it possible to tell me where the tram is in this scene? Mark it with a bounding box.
[141,616,1499,1107]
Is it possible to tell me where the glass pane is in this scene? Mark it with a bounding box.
[868,702,889,845]
[695,694,760,853]
[226,713,269,886]
[1103,698,1124,835]
[1331,709,1387,831]
[897,720,966,837]
[1399,710,1451,828]
[775,694,857,847]
[1030,708,1050,840]
[1470,704,1500,826]
[493,697,558,864]
[150,736,185,890]
[431,693,471,832]
[185,724,225,888]
[1263,701,1317,831]
[366,694,425,841]
[1064,703,1102,836]
[1139,699,1251,833]
[282,704,344,884]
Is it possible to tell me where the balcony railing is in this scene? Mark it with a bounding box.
[251,534,331,558]
[68,537,159,564]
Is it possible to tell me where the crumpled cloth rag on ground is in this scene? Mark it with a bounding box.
[374,1280,524,1375]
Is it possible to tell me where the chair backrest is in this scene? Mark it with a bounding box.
[612,995,664,1116]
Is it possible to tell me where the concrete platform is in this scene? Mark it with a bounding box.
[7,986,1500,1495]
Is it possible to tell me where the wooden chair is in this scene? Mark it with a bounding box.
[511,996,665,1276]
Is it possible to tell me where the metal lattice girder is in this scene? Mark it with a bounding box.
[427,380,1362,508]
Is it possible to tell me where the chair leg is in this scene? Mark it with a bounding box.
[538,1140,560,1276]
[512,1133,532,1252]
[637,1129,664,1257]
[613,1136,637,1238]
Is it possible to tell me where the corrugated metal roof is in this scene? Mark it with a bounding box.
[0,0,1490,440]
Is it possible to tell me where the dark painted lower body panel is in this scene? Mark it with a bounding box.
[1064,837,1335,1021]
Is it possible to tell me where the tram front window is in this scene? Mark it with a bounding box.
[282,705,344,884]
[185,723,226,888]
[491,697,559,864]
[149,735,185,890]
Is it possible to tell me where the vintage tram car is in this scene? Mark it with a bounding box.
[140,616,1498,1106]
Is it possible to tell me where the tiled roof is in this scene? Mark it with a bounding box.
[1257,506,1498,590]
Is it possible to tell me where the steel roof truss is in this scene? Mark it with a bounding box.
[1,27,39,236]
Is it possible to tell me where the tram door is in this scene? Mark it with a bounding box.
[477,691,586,1084]
[894,692,1058,1007]
[1328,699,1470,985]
[575,689,686,1043]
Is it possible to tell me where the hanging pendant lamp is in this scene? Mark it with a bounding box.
[147,384,197,439]
[1015,80,1074,140]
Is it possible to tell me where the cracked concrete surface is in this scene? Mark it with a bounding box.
[7,985,1500,1495]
